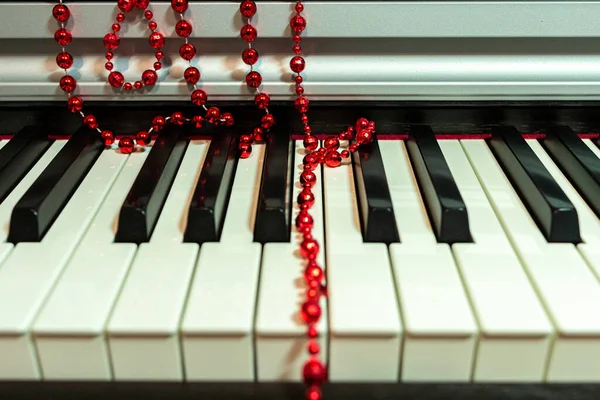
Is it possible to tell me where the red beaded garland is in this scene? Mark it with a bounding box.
[52,0,233,155]
[103,1,163,90]
[237,0,276,158]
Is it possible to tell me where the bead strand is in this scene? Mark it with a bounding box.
[104,0,162,90]
[237,0,276,159]
[172,0,234,130]
[289,2,377,399]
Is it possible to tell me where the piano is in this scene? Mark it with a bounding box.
[0,1,599,399]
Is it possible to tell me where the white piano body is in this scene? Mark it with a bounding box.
[0,2,598,399]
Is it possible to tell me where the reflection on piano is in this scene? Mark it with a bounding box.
[0,1,600,399]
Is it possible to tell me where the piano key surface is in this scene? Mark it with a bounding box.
[1,126,600,387]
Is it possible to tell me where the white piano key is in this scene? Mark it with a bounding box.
[31,147,150,380]
[254,141,328,381]
[181,144,264,381]
[521,139,600,381]
[106,140,209,381]
[0,144,126,380]
[463,138,600,382]
[380,141,477,382]
[441,140,553,382]
[323,151,402,382]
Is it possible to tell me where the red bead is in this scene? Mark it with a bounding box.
[191,89,208,106]
[290,56,306,73]
[368,121,376,130]
[176,20,192,37]
[293,34,302,44]
[152,116,166,130]
[171,112,185,125]
[118,137,135,154]
[56,52,73,69]
[355,117,369,131]
[240,134,253,145]
[52,4,70,22]
[306,287,320,300]
[105,62,114,71]
[142,70,158,86]
[304,126,312,135]
[325,151,342,168]
[304,265,323,283]
[356,129,374,145]
[301,114,308,124]
[261,114,275,129]
[296,211,314,230]
[101,130,114,145]
[133,81,142,89]
[295,3,304,12]
[240,0,257,17]
[341,149,350,158]
[116,13,126,22]
[112,23,121,33]
[117,0,136,12]
[303,135,318,151]
[192,115,205,129]
[306,386,323,400]
[145,11,154,21]
[59,75,77,93]
[239,143,252,158]
[295,96,309,113]
[254,93,270,109]
[155,51,164,60]
[154,62,162,70]
[242,48,259,65]
[149,32,165,49]
[221,112,235,127]
[308,341,320,355]
[296,86,304,95]
[324,136,339,150]
[124,82,133,91]
[349,143,359,152]
[179,43,196,60]
[103,33,120,50]
[240,24,257,42]
[149,21,158,31]
[302,153,319,171]
[55,28,72,46]
[171,0,189,13]
[300,170,316,188]
[290,15,307,33]
[300,238,319,258]
[253,127,265,142]
[83,115,98,129]
[293,45,301,54]
[202,108,218,124]
[135,130,151,146]
[67,96,83,112]
[184,67,200,84]
[303,360,326,386]
[298,188,315,208]
[295,75,303,84]
[301,301,321,324]
[137,0,150,9]
[308,326,318,338]
[246,71,262,88]
[106,51,114,60]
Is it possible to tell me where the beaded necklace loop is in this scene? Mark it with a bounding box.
[103,0,164,91]
[237,0,276,159]
[52,0,234,155]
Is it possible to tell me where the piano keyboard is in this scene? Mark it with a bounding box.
[0,125,600,383]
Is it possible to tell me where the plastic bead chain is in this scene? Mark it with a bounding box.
[52,0,234,154]
[238,0,276,158]
[289,1,376,400]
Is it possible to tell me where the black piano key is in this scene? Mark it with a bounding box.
[115,129,188,244]
[488,126,580,243]
[406,126,472,243]
[8,127,104,243]
[351,136,399,244]
[253,131,294,244]
[0,132,52,205]
[543,126,600,219]
[0,126,45,174]
[184,134,238,244]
